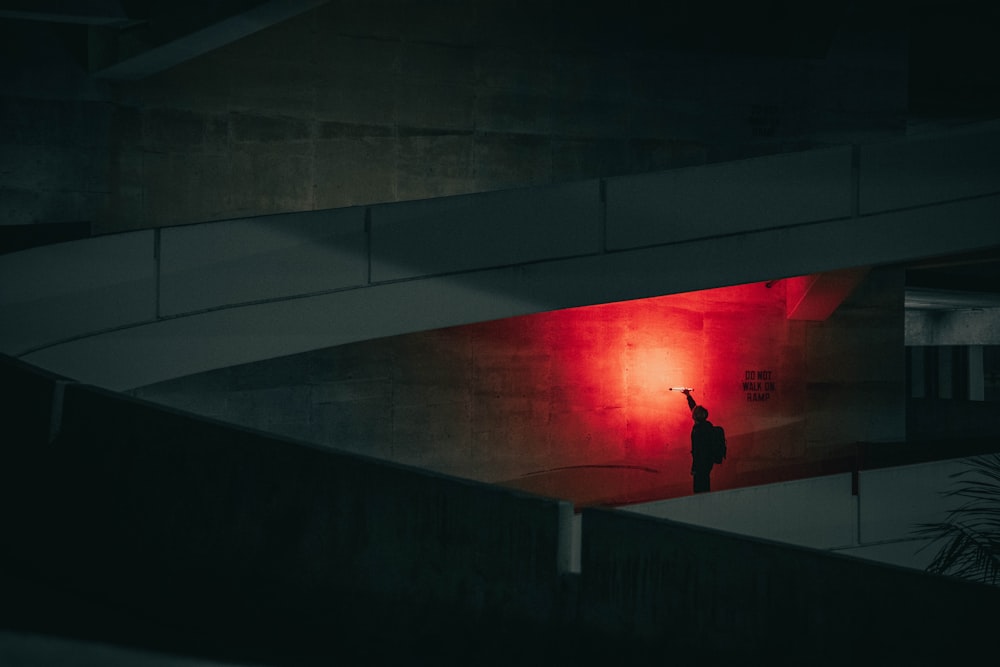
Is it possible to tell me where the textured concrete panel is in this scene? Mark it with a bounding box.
[0,144,107,192]
[230,112,312,144]
[396,82,475,131]
[551,138,630,183]
[605,146,854,250]
[476,48,552,94]
[159,208,367,316]
[906,307,1000,346]
[550,97,631,139]
[140,152,236,227]
[860,120,1000,214]
[399,41,476,85]
[314,136,397,208]
[315,69,397,125]
[474,91,553,134]
[472,132,552,188]
[142,108,207,151]
[395,133,476,201]
[225,60,319,117]
[0,188,108,226]
[0,231,156,354]
[371,180,601,281]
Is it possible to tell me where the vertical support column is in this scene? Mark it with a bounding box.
[908,346,925,398]
[938,346,953,398]
[557,500,581,575]
[364,206,372,285]
[48,379,71,443]
[154,227,161,320]
[968,344,985,401]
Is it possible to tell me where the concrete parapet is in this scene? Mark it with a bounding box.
[860,119,1000,214]
[4,354,999,664]
[1,358,573,658]
[4,123,1000,391]
[578,507,1000,664]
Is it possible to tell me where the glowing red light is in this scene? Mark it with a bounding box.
[486,279,794,504]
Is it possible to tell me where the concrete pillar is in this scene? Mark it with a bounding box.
[938,346,953,398]
[909,346,926,398]
[968,344,985,401]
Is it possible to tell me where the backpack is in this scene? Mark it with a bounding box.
[712,425,727,464]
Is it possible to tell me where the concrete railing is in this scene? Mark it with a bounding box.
[578,505,998,664]
[0,353,576,654]
[622,456,988,572]
[3,120,1000,391]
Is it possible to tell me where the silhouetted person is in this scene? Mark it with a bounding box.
[682,389,715,493]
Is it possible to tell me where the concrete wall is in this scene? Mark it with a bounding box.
[1,2,911,235]
[804,266,905,448]
[5,353,998,665]
[0,353,575,661]
[128,268,903,497]
[0,20,112,228]
[577,507,998,664]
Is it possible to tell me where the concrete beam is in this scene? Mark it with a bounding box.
[4,122,1000,390]
[0,0,129,25]
[91,0,328,80]
[784,267,870,321]
[905,307,1000,346]
[13,194,1000,392]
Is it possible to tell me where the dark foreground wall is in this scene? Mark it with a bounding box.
[1,354,572,663]
[579,507,1000,664]
[3,354,999,666]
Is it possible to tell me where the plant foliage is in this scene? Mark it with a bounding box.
[913,454,1000,586]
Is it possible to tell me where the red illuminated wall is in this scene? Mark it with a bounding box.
[133,270,905,507]
[449,279,809,502]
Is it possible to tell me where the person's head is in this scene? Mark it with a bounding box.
[692,405,708,422]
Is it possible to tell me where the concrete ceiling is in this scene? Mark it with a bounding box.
[0,0,330,79]
[0,0,132,25]
[904,247,1000,311]
[1,0,997,120]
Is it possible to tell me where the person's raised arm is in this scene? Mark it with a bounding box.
[682,389,696,411]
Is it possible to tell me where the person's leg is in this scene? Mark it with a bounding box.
[693,472,710,493]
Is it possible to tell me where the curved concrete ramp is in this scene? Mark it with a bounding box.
[3,121,1000,391]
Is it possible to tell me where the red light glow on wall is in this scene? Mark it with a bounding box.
[465,279,802,502]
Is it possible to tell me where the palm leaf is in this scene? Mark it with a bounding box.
[913,454,1000,586]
